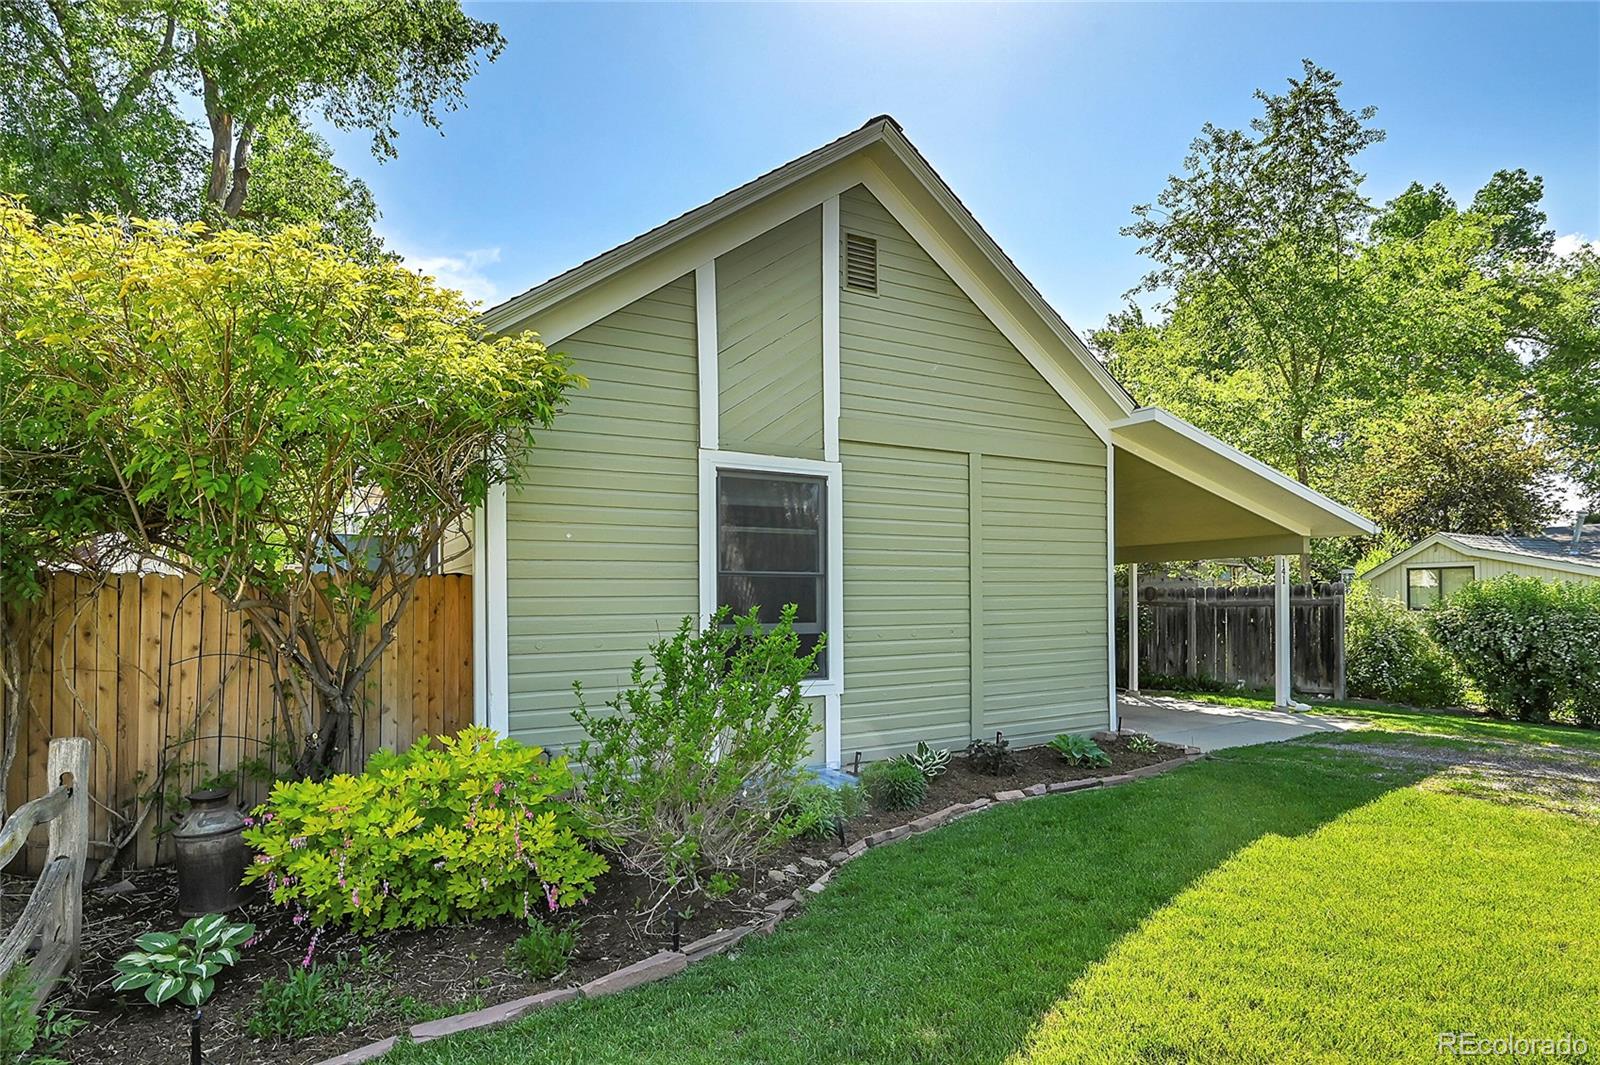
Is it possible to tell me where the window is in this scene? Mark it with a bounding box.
[1406,566,1474,610]
[716,471,828,674]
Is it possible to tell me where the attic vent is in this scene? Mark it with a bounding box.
[844,233,878,294]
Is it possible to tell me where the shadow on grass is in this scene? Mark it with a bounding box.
[381,741,1430,1065]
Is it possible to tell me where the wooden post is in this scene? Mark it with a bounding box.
[1274,556,1292,708]
[1126,563,1139,694]
[1185,596,1198,679]
[45,737,90,969]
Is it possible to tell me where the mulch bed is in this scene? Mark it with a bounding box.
[12,734,1182,1065]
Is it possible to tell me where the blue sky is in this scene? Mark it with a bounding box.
[323,1,1599,334]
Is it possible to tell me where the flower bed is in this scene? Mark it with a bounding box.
[20,735,1190,1065]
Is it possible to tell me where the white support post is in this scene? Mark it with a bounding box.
[1126,562,1139,695]
[1274,554,1292,707]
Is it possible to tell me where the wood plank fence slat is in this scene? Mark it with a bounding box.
[1119,582,1347,698]
[4,574,472,873]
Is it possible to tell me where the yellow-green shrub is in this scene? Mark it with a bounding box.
[242,727,607,933]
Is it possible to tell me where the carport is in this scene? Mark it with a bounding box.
[1111,409,1377,716]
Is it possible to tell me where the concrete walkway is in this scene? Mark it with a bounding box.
[1117,693,1364,752]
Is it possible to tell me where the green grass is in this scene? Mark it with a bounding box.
[382,737,1600,1064]
[1156,686,1600,752]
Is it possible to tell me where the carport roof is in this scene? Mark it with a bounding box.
[1113,408,1377,564]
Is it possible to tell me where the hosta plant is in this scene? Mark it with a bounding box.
[1049,734,1112,767]
[899,741,951,781]
[860,759,927,811]
[1126,733,1159,754]
[243,727,607,933]
[113,914,254,1007]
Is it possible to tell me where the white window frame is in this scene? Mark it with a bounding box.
[699,450,844,699]
[1404,563,1477,611]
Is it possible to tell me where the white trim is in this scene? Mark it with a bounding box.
[1273,555,1291,708]
[1362,532,1600,582]
[697,449,846,708]
[695,262,719,451]
[1126,562,1139,695]
[1106,443,1117,731]
[821,196,841,464]
[472,502,487,727]
[484,483,509,736]
[1112,407,1377,536]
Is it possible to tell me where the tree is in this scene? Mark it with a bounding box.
[1337,391,1562,542]
[1118,61,1386,495]
[0,0,501,246]
[1470,168,1554,262]
[0,198,581,774]
[1371,181,1455,243]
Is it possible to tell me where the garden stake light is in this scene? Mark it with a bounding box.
[671,909,682,951]
[189,1007,205,1065]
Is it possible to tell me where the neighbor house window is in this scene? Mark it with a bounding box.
[1406,566,1474,610]
[716,471,827,674]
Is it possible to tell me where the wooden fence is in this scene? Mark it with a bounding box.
[3,574,472,873]
[1,738,89,1006]
[1118,582,1347,698]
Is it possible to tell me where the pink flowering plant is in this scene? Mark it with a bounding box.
[242,727,607,933]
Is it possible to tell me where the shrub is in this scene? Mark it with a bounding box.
[898,741,951,780]
[1429,576,1600,724]
[242,726,607,932]
[860,759,927,811]
[786,780,867,840]
[572,605,821,905]
[1345,582,1464,708]
[112,914,254,1007]
[964,735,1015,775]
[1139,672,1232,695]
[506,923,576,981]
[1,968,82,1065]
[247,961,384,1039]
[1048,734,1111,767]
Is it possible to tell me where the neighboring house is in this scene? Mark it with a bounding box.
[1364,523,1600,610]
[468,116,1373,765]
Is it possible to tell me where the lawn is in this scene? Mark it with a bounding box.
[382,728,1600,1064]
[1166,687,1600,752]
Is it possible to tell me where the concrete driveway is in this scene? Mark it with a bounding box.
[1117,693,1364,752]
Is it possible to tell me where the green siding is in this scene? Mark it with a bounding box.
[837,184,1109,756]
[503,275,700,750]
[839,187,1101,458]
[716,207,823,458]
[841,441,971,760]
[980,455,1109,744]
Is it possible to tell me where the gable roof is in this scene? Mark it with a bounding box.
[480,115,1136,434]
[1363,526,1600,581]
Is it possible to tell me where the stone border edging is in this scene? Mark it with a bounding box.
[310,747,1204,1064]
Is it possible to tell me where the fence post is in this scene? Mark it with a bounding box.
[45,737,91,970]
[1185,597,1198,678]
[1334,582,1348,702]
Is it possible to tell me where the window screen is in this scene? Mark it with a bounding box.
[716,471,827,674]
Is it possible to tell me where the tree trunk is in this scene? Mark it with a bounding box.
[222,123,255,217]
[201,71,233,208]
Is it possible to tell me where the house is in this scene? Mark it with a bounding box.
[1363,522,1600,610]
[468,117,1374,766]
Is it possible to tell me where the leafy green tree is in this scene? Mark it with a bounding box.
[0,197,580,773]
[1470,168,1554,262]
[0,0,501,248]
[1337,391,1561,542]
[1371,181,1455,243]
[1117,60,1386,492]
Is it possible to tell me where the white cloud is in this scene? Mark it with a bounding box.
[392,244,504,306]
[1552,233,1600,258]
